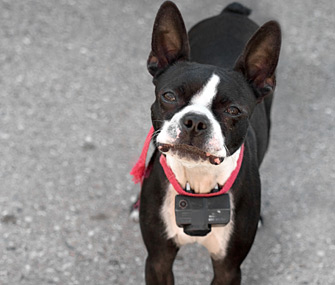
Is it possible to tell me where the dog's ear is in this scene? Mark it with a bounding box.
[234,21,281,101]
[147,1,190,77]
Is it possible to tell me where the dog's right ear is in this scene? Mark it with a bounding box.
[147,1,190,77]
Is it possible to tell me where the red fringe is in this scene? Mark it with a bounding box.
[130,126,154,184]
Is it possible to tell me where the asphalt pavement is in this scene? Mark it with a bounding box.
[0,0,334,284]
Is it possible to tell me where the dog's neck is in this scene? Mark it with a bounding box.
[165,147,241,194]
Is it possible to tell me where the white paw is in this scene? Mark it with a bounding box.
[130,209,139,223]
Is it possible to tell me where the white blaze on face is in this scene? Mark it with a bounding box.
[191,74,220,107]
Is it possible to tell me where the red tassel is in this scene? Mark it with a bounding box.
[130,126,155,184]
[130,161,146,184]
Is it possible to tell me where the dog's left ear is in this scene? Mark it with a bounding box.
[234,21,281,101]
[147,1,190,77]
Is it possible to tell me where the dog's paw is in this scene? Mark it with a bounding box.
[129,194,140,223]
[130,208,139,223]
[258,216,264,229]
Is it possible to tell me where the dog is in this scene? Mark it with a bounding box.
[131,1,281,284]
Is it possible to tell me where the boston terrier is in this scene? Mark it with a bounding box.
[131,1,281,284]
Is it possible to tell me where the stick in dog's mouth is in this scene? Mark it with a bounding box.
[157,143,224,165]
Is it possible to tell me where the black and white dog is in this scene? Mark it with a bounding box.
[133,1,281,284]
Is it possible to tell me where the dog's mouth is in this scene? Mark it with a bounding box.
[157,143,224,165]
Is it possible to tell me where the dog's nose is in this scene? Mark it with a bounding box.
[182,113,209,135]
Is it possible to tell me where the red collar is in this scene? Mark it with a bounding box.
[159,144,244,197]
[130,126,244,197]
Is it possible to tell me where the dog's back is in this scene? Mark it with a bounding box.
[189,3,258,68]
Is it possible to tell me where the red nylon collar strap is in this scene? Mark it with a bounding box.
[159,144,244,197]
[130,126,244,197]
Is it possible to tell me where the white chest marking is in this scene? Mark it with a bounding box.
[161,186,234,259]
[160,147,240,259]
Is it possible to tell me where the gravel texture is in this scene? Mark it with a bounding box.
[0,0,334,284]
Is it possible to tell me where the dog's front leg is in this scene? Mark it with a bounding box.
[210,257,242,285]
[140,171,179,284]
[144,238,179,285]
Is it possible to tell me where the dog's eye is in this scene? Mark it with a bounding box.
[161,92,177,103]
[225,106,241,116]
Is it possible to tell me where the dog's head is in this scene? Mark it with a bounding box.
[148,1,281,166]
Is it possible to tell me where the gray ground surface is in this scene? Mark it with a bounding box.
[0,0,334,284]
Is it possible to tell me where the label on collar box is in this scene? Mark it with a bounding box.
[175,194,231,236]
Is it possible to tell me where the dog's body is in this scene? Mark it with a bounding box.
[137,2,281,284]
